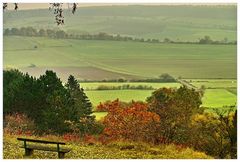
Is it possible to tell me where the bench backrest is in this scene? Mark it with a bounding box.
[17,138,66,145]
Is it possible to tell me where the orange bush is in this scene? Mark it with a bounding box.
[101,100,160,143]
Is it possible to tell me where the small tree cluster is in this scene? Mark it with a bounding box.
[147,86,203,144]
[3,69,98,135]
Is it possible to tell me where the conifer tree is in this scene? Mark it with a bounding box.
[66,75,94,120]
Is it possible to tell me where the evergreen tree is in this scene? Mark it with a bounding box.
[66,75,93,120]
[36,70,70,133]
[66,75,95,135]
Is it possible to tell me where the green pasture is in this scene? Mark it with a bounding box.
[85,90,153,107]
[90,86,237,120]
[186,79,237,89]
[3,36,237,80]
[202,89,237,108]
[85,88,236,109]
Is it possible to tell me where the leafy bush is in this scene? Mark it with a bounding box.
[190,110,237,159]
[101,100,160,143]
[4,113,35,136]
[147,86,203,144]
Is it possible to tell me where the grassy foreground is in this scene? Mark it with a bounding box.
[3,134,212,159]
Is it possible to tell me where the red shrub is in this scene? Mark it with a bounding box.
[4,113,35,136]
[84,134,97,145]
[62,133,80,142]
[101,100,160,143]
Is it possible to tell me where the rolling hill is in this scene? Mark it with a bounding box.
[3,5,237,42]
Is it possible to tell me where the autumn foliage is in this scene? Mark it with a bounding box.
[100,99,160,143]
[96,99,128,112]
[4,113,35,136]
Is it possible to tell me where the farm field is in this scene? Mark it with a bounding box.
[3,36,237,80]
[86,90,153,107]
[84,83,237,108]
[186,79,237,89]
[3,5,236,42]
[3,36,237,118]
[202,89,237,108]
[86,89,236,108]
[91,86,237,120]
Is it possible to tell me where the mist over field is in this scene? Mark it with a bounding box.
[3,4,237,159]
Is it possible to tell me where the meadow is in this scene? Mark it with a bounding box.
[86,85,236,108]
[91,88,237,120]
[186,79,237,89]
[3,36,237,80]
[3,36,237,116]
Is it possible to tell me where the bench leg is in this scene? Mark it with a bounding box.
[25,148,33,156]
[58,152,65,159]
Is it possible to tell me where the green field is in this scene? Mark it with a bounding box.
[86,90,153,106]
[3,5,236,42]
[84,85,236,109]
[3,5,237,120]
[3,36,237,110]
[202,89,237,108]
[186,79,237,89]
[3,36,237,80]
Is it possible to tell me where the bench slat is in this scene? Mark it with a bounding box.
[17,138,66,145]
[20,145,71,153]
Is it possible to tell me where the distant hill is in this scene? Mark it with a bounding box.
[3,5,237,42]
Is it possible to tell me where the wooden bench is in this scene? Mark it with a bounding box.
[17,137,71,159]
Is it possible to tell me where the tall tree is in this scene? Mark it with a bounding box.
[66,75,93,120]
[147,86,203,144]
[65,75,95,135]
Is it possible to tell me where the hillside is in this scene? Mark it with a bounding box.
[3,5,237,42]
[3,36,237,80]
[4,134,212,159]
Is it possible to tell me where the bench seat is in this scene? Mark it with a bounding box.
[20,145,71,153]
[17,137,71,158]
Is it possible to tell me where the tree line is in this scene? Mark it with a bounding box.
[4,27,237,45]
[81,73,177,83]
[91,84,155,91]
